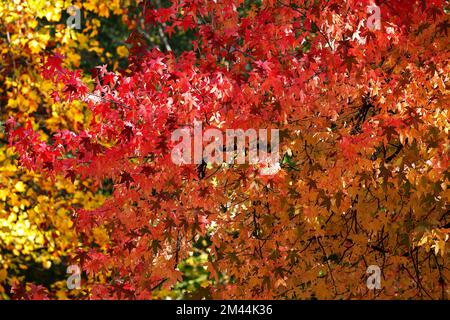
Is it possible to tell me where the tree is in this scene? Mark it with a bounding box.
[8,0,450,299]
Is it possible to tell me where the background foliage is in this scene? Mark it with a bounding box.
[0,0,205,299]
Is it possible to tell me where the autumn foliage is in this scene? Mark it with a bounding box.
[0,0,134,298]
[4,0,450,299]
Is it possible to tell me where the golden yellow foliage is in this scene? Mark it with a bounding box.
[0,0,134,299]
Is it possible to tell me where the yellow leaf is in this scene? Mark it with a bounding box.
[116,45,128,58]
[0,269,7,282]
[14,181,26,193]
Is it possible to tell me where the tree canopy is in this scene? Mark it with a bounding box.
[4,0,450,299]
